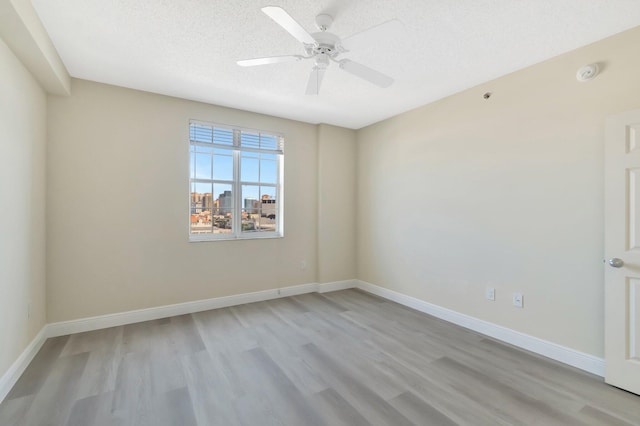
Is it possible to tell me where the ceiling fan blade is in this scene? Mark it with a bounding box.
[237,55,304,67]
[341,19,404,52]
[305,67,326,95]
[261,6,316,46]
[339,60,393,88]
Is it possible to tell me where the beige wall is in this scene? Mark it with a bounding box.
[46,79,321,322]
[317,124,357,283]
[357,26,640,357]
[0,38,47,378]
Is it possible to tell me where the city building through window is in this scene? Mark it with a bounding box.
[189,121,283,240]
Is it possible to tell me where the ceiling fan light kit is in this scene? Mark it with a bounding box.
[237,6,399,95]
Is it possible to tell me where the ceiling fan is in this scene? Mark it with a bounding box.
[237,6,401,95]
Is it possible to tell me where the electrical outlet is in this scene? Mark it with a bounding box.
[512,292,523,308]
[300,260,307,270]
[485,287,495,301]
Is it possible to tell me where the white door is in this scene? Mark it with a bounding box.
[605,108,640,394]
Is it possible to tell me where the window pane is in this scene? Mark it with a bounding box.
[260,158,277,184]
[190,182,213,234]
[241,185,277,233]
[191,182,212,213]
[195,153,212,179]
[242,185,260,203]
[213,151,233,180]
[241,185,259,233]
[241,154,259,182]
[213,184,233,233]
[259,186,277,232]
[194,144,214,154]
[261,186,276,199]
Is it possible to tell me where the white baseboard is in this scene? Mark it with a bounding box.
[356,280,605,377]
[0,326,47,403]
[318,279,357,293]
[47,282,320,338]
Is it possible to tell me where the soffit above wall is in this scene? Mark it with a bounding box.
[0,0,70,95]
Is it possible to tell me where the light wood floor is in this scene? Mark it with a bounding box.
[1,289,639,426]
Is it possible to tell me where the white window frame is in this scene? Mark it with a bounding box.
[188,120,284,241]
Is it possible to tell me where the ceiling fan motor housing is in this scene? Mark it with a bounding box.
[306,31,342,57]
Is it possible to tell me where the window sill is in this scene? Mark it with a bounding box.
[189,233,283,242]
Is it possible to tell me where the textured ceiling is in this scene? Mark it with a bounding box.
[31,0,640,129]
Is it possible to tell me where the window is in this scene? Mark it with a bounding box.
[189,121,283,241]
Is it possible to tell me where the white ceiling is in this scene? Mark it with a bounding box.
[31,0,640,129]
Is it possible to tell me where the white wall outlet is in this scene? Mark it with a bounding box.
[300,260,307,270]
[512,292,523,308]
[485,287,495,301]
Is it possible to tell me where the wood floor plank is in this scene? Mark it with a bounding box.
[478,338,640,423]
[110,350,154,424]
[61,327,123,357]
[5,336,70,399]
[229,301,288,328]
[180,350,243,425]
[165,314,206,356]
[121,319,165,354]
[292,292,350,315]
[430,356,585,425]
[0,395,34,426]
[241,347,326,426]
[441,338,587,415]
[21,352,89,426]
[193,306,245,336]
[408,378,515,426]
[2,289,640,426]
[193,308,260,356]
[310,388,370,426]
[299,342,415,426]
[232,392,286,426]
[73,328,125,400]
[389,391,459,426]
[152,387,198,426]
[265,297,309,318]
[257,324,329,396]
[578,404,639,426]
[65,392,110,426]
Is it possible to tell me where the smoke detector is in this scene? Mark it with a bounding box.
[576,64,599,82]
